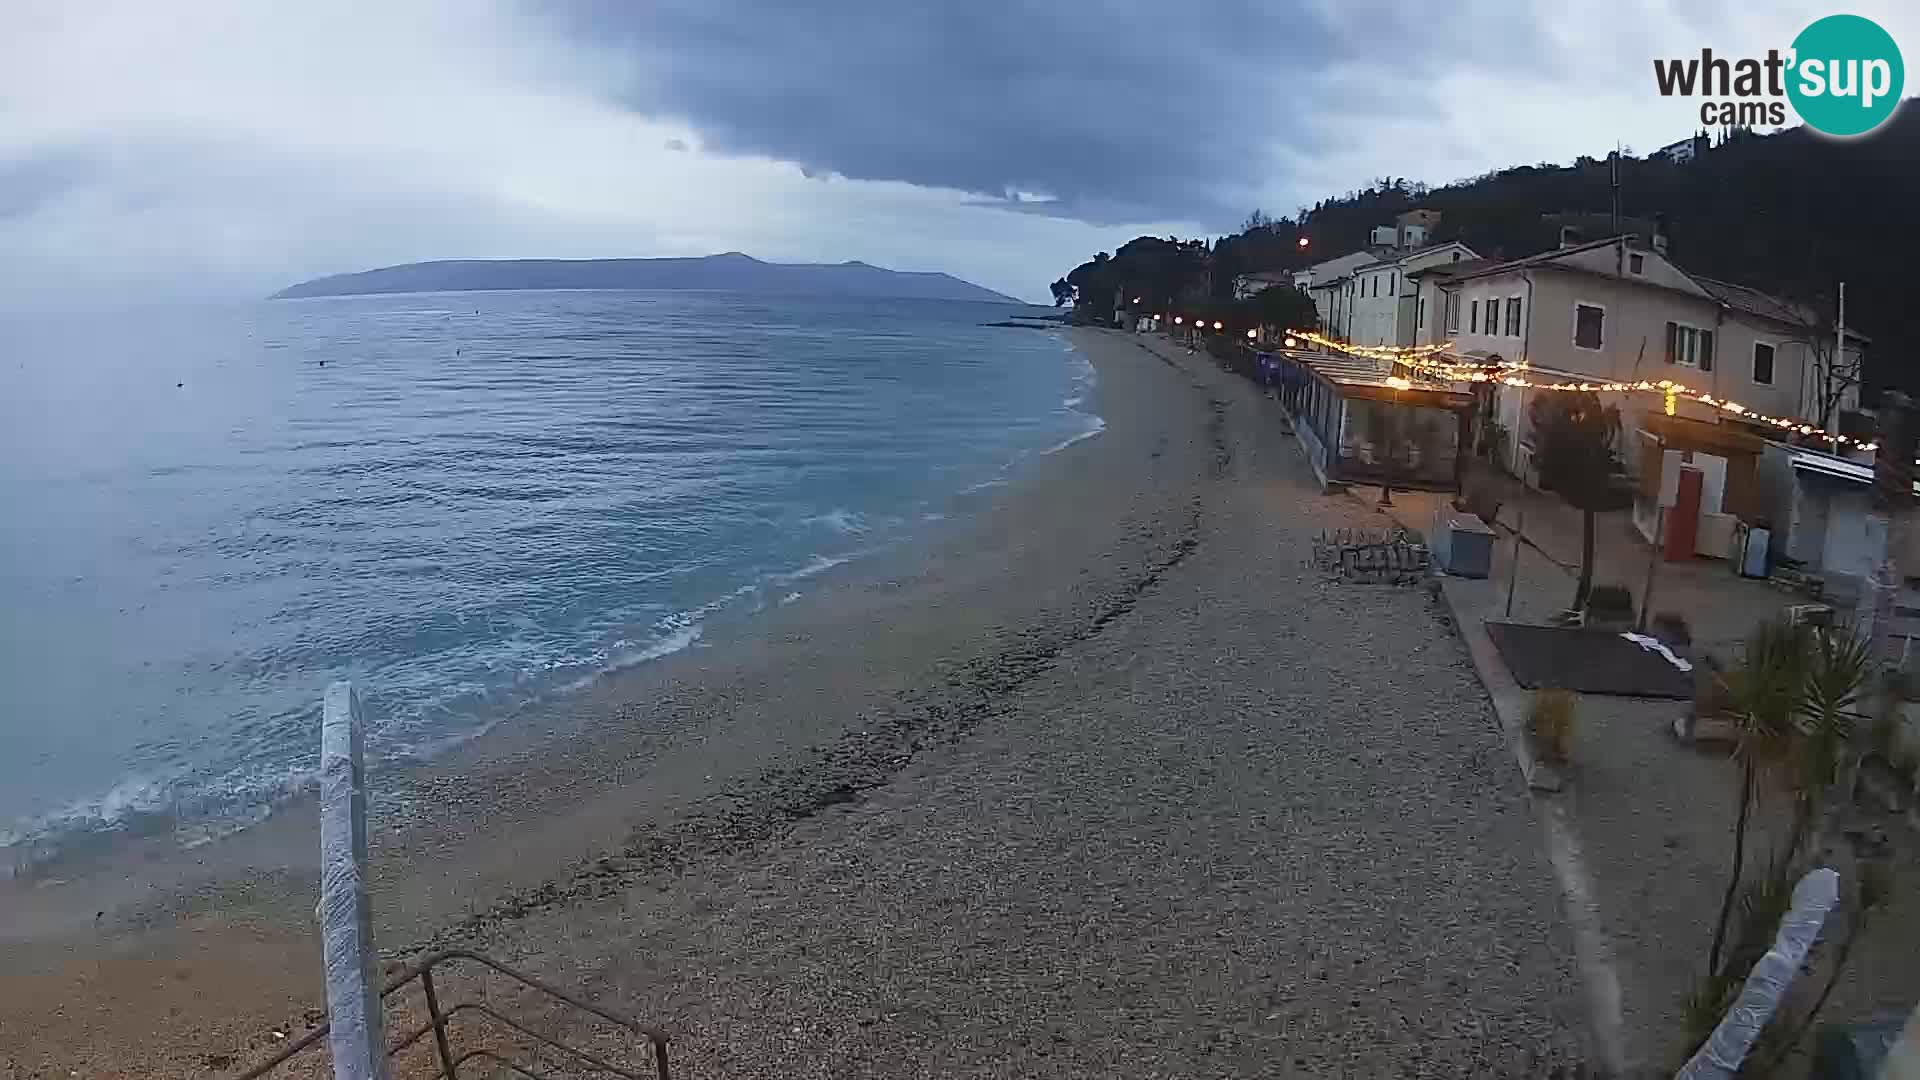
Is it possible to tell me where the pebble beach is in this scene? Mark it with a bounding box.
[1,328,1590,1077]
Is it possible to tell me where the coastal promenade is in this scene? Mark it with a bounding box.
[3,329,1587,1076]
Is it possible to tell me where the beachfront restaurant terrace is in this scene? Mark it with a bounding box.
[1266,348,1474,493]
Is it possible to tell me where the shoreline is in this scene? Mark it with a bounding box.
[1,329,1587,1076]
[0,333,1102,899]
[0,328,1152,1071]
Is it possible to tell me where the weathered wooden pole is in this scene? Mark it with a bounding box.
[1674,868,1838,1080]
[319,681,391,1080]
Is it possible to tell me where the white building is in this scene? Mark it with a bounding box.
[1655,133,1710,164]
[1293,251,1379,332]
[1435,234,1867,550]
[1336,241,1479,348]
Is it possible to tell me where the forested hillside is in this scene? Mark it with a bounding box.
[1059,107,1919,394]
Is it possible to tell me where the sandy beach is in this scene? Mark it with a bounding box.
[1,329,1587,1076]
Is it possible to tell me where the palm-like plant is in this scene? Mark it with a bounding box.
[1708,619,1810,974]
[1791,630,1873,854]
[1683,620,1880,1073]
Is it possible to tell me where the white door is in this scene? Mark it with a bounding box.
[1823,498,1880,579]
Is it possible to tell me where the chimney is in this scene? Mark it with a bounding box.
[1558,225,1582,250]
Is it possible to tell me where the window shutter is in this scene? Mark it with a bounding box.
[1700,329,1715,372]
[1665,321,1678,364]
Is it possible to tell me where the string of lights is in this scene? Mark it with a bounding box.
[1279,328,1879,454]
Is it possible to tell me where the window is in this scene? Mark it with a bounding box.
[1665,321,1715,370]
[1753,342,1775,385]
[1388,272,1396,296]
[1417,295,1426,329]
[1445,292,1461,332]
[1629,253,1645,275]
[1573,303,1605,349]
[1504,296,1522,336]
[1469,299,1480,333]
[1451,251,1462,262]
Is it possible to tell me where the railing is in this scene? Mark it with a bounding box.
[234,947,669,1080]
[232,683,669,1079]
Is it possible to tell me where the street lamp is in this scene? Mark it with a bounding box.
[1212,321,1223,331]
[1246,328,1257,340]
[1297,236,1310,248]
[1284,336,1298,348]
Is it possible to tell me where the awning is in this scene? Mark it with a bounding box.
[1788,451,1873,485]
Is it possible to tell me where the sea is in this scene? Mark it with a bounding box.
[0,290,1098,870]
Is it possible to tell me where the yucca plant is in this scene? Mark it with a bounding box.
[1682,620,1879,1073]
[1790,629,1873,858]
[1708,619,1810,974]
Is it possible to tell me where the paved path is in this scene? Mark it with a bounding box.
[476,332,1589,1077]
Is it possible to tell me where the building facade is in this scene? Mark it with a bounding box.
[1338,242,1478,348]
[1294,251,1378,333]
[1435,236,1867,546]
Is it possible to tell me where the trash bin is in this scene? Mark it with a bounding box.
[1432,510,1494,578]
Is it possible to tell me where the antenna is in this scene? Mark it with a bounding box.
[1609,145,1621,236]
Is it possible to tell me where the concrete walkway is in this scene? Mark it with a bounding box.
[1360,471,1920,1073]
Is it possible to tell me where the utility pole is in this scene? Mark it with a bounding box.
[1608,148,1621,237]
[1857,393,1913,816]
[1831,281,1847,454]
[1867,391,1912,662]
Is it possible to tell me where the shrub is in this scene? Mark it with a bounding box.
[1529,689,1578,764]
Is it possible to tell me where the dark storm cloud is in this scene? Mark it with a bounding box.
[552,1,1563,227]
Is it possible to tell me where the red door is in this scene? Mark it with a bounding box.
[1665,466,1703,562]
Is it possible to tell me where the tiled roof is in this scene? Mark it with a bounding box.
[1406,257,1498,279]
[1689,275,1814,327]
[1448,234,1633,282]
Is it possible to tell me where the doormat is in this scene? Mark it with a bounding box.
[1485,621,1694,698]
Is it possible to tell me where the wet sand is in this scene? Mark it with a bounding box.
[1,330,1586,1076]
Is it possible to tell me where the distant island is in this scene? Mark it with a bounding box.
[272,252,1020,303]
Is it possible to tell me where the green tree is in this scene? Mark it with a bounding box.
[1527,392,1630,611]
[1049,278,1074,307]
[1236,284,1319,334]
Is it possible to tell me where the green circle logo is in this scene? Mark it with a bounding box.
[1787,14,1904,137]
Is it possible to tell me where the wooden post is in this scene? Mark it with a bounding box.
[1675,868,1838,1080]
[1637,507,1664,633]
[320,682,391,1080]
[1505,510,1524,619]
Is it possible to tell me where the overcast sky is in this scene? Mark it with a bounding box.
[2,1,1913,305]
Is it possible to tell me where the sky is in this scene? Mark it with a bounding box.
[2,1,1914,306]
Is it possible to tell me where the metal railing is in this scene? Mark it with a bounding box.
[234,948,669,1080]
